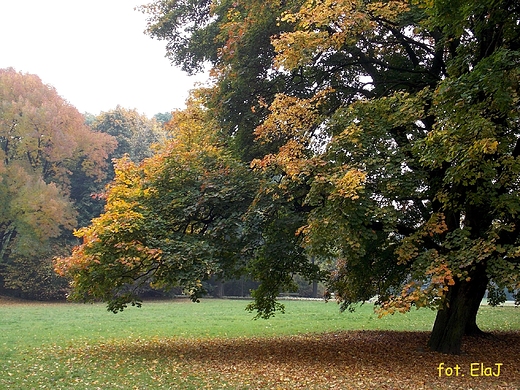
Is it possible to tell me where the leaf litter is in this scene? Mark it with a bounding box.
[3,331,519,389]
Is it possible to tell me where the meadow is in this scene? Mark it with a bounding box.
[0,298,519,389]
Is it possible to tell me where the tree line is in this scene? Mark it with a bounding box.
[0,67,169,299]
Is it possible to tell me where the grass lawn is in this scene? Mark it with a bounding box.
[0,298,519,389]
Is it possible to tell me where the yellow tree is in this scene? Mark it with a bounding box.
[56,95,258,310]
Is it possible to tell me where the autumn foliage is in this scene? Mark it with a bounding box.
[33,331,520,389]
[0,68,116,297]
[55,96,257,310]
[135,0,520,355]
[54,0,520,356]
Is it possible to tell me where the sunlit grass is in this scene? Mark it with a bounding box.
[0,298,518,389]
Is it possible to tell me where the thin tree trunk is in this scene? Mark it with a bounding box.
[0,226,16,262]
[312,280,318,298]
[427,263,488,354]
[216,280,224,298]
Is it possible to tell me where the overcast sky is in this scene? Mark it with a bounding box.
[0,0,208,117]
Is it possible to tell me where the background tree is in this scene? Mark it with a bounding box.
[0,68,116,298]
[72,108,169,228]
[76,107,168,229]
[91,106,168,163]
[153,111,172,125]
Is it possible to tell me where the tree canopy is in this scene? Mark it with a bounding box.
[56,96,258,310]
[138,0,307,161]
[253,0,520,354]
[58,0,520,354]
[0,68,116,298]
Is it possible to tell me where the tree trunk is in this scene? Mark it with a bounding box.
[427,263,488,354]
[212,280,225,298]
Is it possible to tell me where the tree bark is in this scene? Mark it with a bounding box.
[427,263,488,354]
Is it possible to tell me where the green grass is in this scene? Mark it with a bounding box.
[0,298,429,349]
[0,298,518,389]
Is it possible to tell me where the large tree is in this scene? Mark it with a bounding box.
[253,0,520,354]
[0,68,116,297]
[58,0,519,354]
[139,0,519,354]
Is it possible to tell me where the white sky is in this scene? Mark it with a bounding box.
[0,0,208,117]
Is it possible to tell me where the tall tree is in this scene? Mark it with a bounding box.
[0,68,116,296]
[140,0,520,354]
[250,0,520,354]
